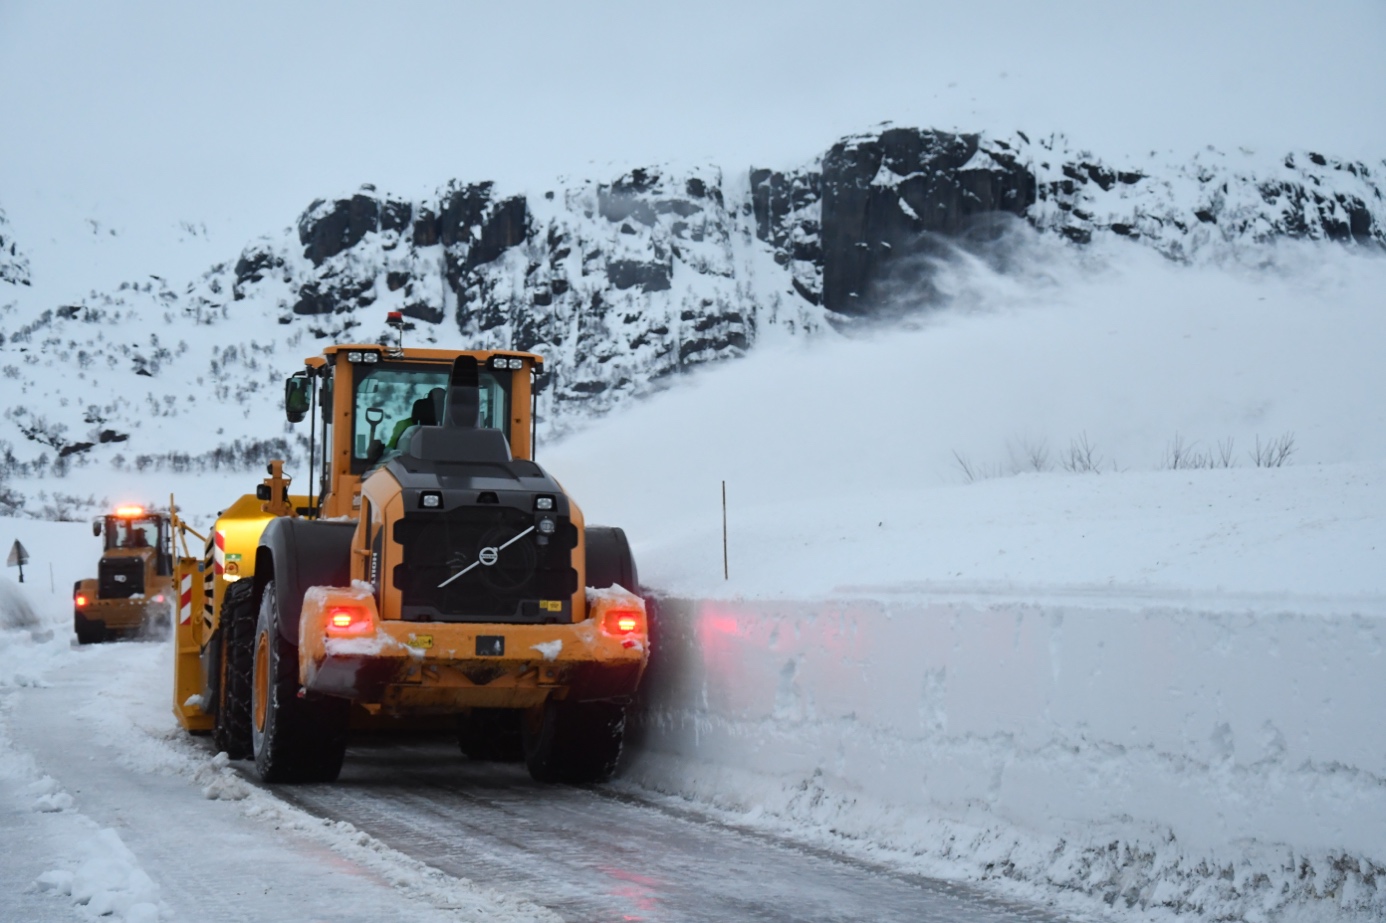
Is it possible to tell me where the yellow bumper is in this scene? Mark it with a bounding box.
[298,586,649,713]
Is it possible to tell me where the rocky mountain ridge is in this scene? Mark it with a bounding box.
[0,126,1382,517]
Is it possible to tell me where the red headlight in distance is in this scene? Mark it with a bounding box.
[75,594,88,608]
[327,606,370,635]
[603,608,643,636]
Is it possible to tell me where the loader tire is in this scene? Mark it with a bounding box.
[212,579,255,760]
[251,580,349,783]
[522,699,625,784]
[74,615,105,645]
[457,708,523,762]
[584,526,638,592]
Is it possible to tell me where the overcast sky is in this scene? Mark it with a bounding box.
[2,0,1383,256]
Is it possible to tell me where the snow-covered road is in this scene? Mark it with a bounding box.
[1,631,1082,922]
[0,637,560,923]
[272,738,1065,922]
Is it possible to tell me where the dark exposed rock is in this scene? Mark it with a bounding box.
[607,258,671,292]
[292,275,375,315]
[656,199,702,218]
[98,430,128,444]
[298,194,381,266]
[818,128,1035,314]
[401,302,443,324]
[467,196,528,271]
[439,182,493,247]
[234,249,281,285]
[381,199,412,234]
[600,172,661,226]
[233,248,284,300]
[59,442,94,458]
[1085,164,1117,191]
[292,282,330,315]
[0,207,31,287]
[413,207,439,246]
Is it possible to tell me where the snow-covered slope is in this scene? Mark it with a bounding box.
[532,236,1386,922]
[1,127,1382,522]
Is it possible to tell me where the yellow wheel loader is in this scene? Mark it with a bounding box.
[171,340,647,784]
[74,506,175,643]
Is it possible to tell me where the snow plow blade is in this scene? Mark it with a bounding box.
[172,555,212,731]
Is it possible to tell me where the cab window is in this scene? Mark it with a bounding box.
[104,517,160,551]
[350,363,510,471]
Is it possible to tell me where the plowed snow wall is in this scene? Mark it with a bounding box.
[625,597,1385,909]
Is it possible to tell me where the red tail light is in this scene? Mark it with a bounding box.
[75,594,88,608]
[603,608,643,636]
[326,606,371,635]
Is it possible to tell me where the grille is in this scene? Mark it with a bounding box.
[392,506,576,621]
[98,558,145,599]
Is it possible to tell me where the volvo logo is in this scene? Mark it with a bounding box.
[438,526,536,589]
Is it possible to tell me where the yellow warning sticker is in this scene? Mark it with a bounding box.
[407,634,433,649]
[539,600,563,612]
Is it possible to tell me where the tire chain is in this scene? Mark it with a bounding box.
[211,578,256,760]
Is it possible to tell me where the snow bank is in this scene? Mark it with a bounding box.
[0,568,167,922]
[626,593,1386,921]
[33,827,164,923]
[0,542,77,688]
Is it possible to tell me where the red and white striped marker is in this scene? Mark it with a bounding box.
[179,572,193,625]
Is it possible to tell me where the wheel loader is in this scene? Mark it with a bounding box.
[73,506,174,643]
[170,341,647,784]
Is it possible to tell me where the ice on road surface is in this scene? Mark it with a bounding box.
[0,623,559,923]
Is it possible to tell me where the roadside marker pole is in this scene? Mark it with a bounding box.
[722,480,728,581]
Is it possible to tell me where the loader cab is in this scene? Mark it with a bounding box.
[289,345,542,520]
[93,507,172,598]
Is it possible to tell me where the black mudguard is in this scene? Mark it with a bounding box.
[584,526,639,592]
[254,518,357,648]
